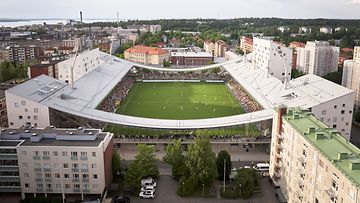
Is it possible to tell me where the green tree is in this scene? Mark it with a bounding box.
[354,110,360,123]
[185,135,218,186]
[216,150,232,181]
[164,139,185,180]
[291,69,305,79]
[233,168,259,199]
[112,150,121,177]
[115,43,132,55]
[323,71,343,85]
[124,144,159,193]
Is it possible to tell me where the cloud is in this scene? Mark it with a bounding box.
[347,0,360,4]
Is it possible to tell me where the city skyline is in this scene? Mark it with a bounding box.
[1,0,360,20]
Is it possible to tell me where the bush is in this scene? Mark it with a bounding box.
[177,175,198,197]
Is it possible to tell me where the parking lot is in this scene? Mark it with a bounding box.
[129,175,280,203]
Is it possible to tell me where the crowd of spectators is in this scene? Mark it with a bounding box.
[228,79,263,112]
[97,75,135,113]
[137,71,226,81]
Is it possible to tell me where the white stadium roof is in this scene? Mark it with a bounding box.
[6,50,353,129]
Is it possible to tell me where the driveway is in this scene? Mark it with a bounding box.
[130,175,280,203]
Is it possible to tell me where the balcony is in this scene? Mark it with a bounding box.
[33,156,41,160]
[71,156,78,160]
[34,168,42,172]
[36,188,44,193]
[46,189,53,192]
[0,176,20,182]
[83,189,90,193]
[0,154,18,160]
[72,168,79,172]
[0,186,21,192]
[73,179,80,182]
[82,179,89,183]
[44,178,52,182]
[80,156,88,161]
[35,178,42,182]
[42,156,50,160]
[43,168,51,172]
[325,188,337,198]
[81,169,88,173]
[73,189,80,193]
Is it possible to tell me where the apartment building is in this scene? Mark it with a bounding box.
[299,26,311,34]
[342,46,360,110]
[0,127,113,201]
[239,36,253,53]
[124,45,170,65]
[320,27,333,34]
[289,42,305,69]
[149,25,162,33]
[252,37,292,82]
[0,90,8,127]
[62,37,82,51]
[278,26,289,33]
[204,40,215,55]
[0,46,9,62]
[57,48,108,84]
[296,41,340,76]
[6,45,43,63]
[214,40,228,57]
[270,108,360,203]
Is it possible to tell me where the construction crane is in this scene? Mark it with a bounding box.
[70,48,79,89]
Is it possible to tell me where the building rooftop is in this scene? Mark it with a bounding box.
[5,75,67,103]
[0,127,109,147]
[171,52,213,58]
[284,108,360,188]
[125,45,168,55]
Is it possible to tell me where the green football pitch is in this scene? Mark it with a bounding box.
[116,82,245,119]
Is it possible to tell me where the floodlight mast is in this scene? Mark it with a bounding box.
[70,48,79,89]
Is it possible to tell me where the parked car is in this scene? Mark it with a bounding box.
[253,163,270,172]
[141,178,157,188]
[139,190,155,199]
[141,185,155,192]
[113,196,130,203]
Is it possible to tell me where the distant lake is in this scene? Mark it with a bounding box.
[0,19,122,28]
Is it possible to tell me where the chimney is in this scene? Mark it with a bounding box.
[80,11,83,23]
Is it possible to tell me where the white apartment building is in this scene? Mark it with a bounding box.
[270,108,360,203]
[0,127,113,201]
[5,75,68,128]
[342,46,360,110]
[278,26,289,33]
[299,26,311,34]
[320,27,333,34]
[252,37,292,82]
[296,41,339,76]
[149,25,161,33]
[62,37,82,51]
[57,48,108,84]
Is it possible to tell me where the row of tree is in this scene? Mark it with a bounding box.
[0,61,28,83]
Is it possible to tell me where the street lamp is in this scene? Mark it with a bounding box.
[182,182,185,195]
[202,183,205,197]
[239,184,242,197]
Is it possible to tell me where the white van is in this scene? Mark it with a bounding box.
[253,163,270,172]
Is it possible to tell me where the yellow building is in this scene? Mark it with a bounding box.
[270,108,360,203]
[124,45,170,65]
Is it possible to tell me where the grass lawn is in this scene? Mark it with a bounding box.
[116,82,245,119]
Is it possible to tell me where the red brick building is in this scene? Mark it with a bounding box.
[289,42,305,69]
[27,60,61,79]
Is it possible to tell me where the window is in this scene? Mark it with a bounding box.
[21,151,26,156]
[93,174,98,179]
[62,151,67,156]
[92,152,96,157]
[24,108,28,112]
[36,173,42,178]
[74,184,80,189]
[21,101,26,105]
[81,152,87,157]
[341,110,345,114]
[334,105,337,109]
[55,173,60,178]
[91,164,97,169]
[332,179,339,191]
[25,183,29,188]
[93,184,98,190]
[333,118,337,122]
[65,184,70,189]
[53,151,58,156]
[322,110,326,115]
[83,174,89,179]
[37,183,43,189]
[34,108,38,113]
[27,116,30,119]
[55,184,61,189]
[43,151,50,156]
[34,116,38,120]
[45,173,51,178]
[72,163,78,169]
[64,174,69,179]
[35,162,41,168]
[333,125,337,128]
[23,173,29,178]
[63,163,68,168]
[43,163,50,169]
[73,174,79,179]
[71,152,78,157]
[19,115,23,119]
[14,102,19,107]
[342,104,345,107]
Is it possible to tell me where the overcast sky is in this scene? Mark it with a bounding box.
[1,0,360,19]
